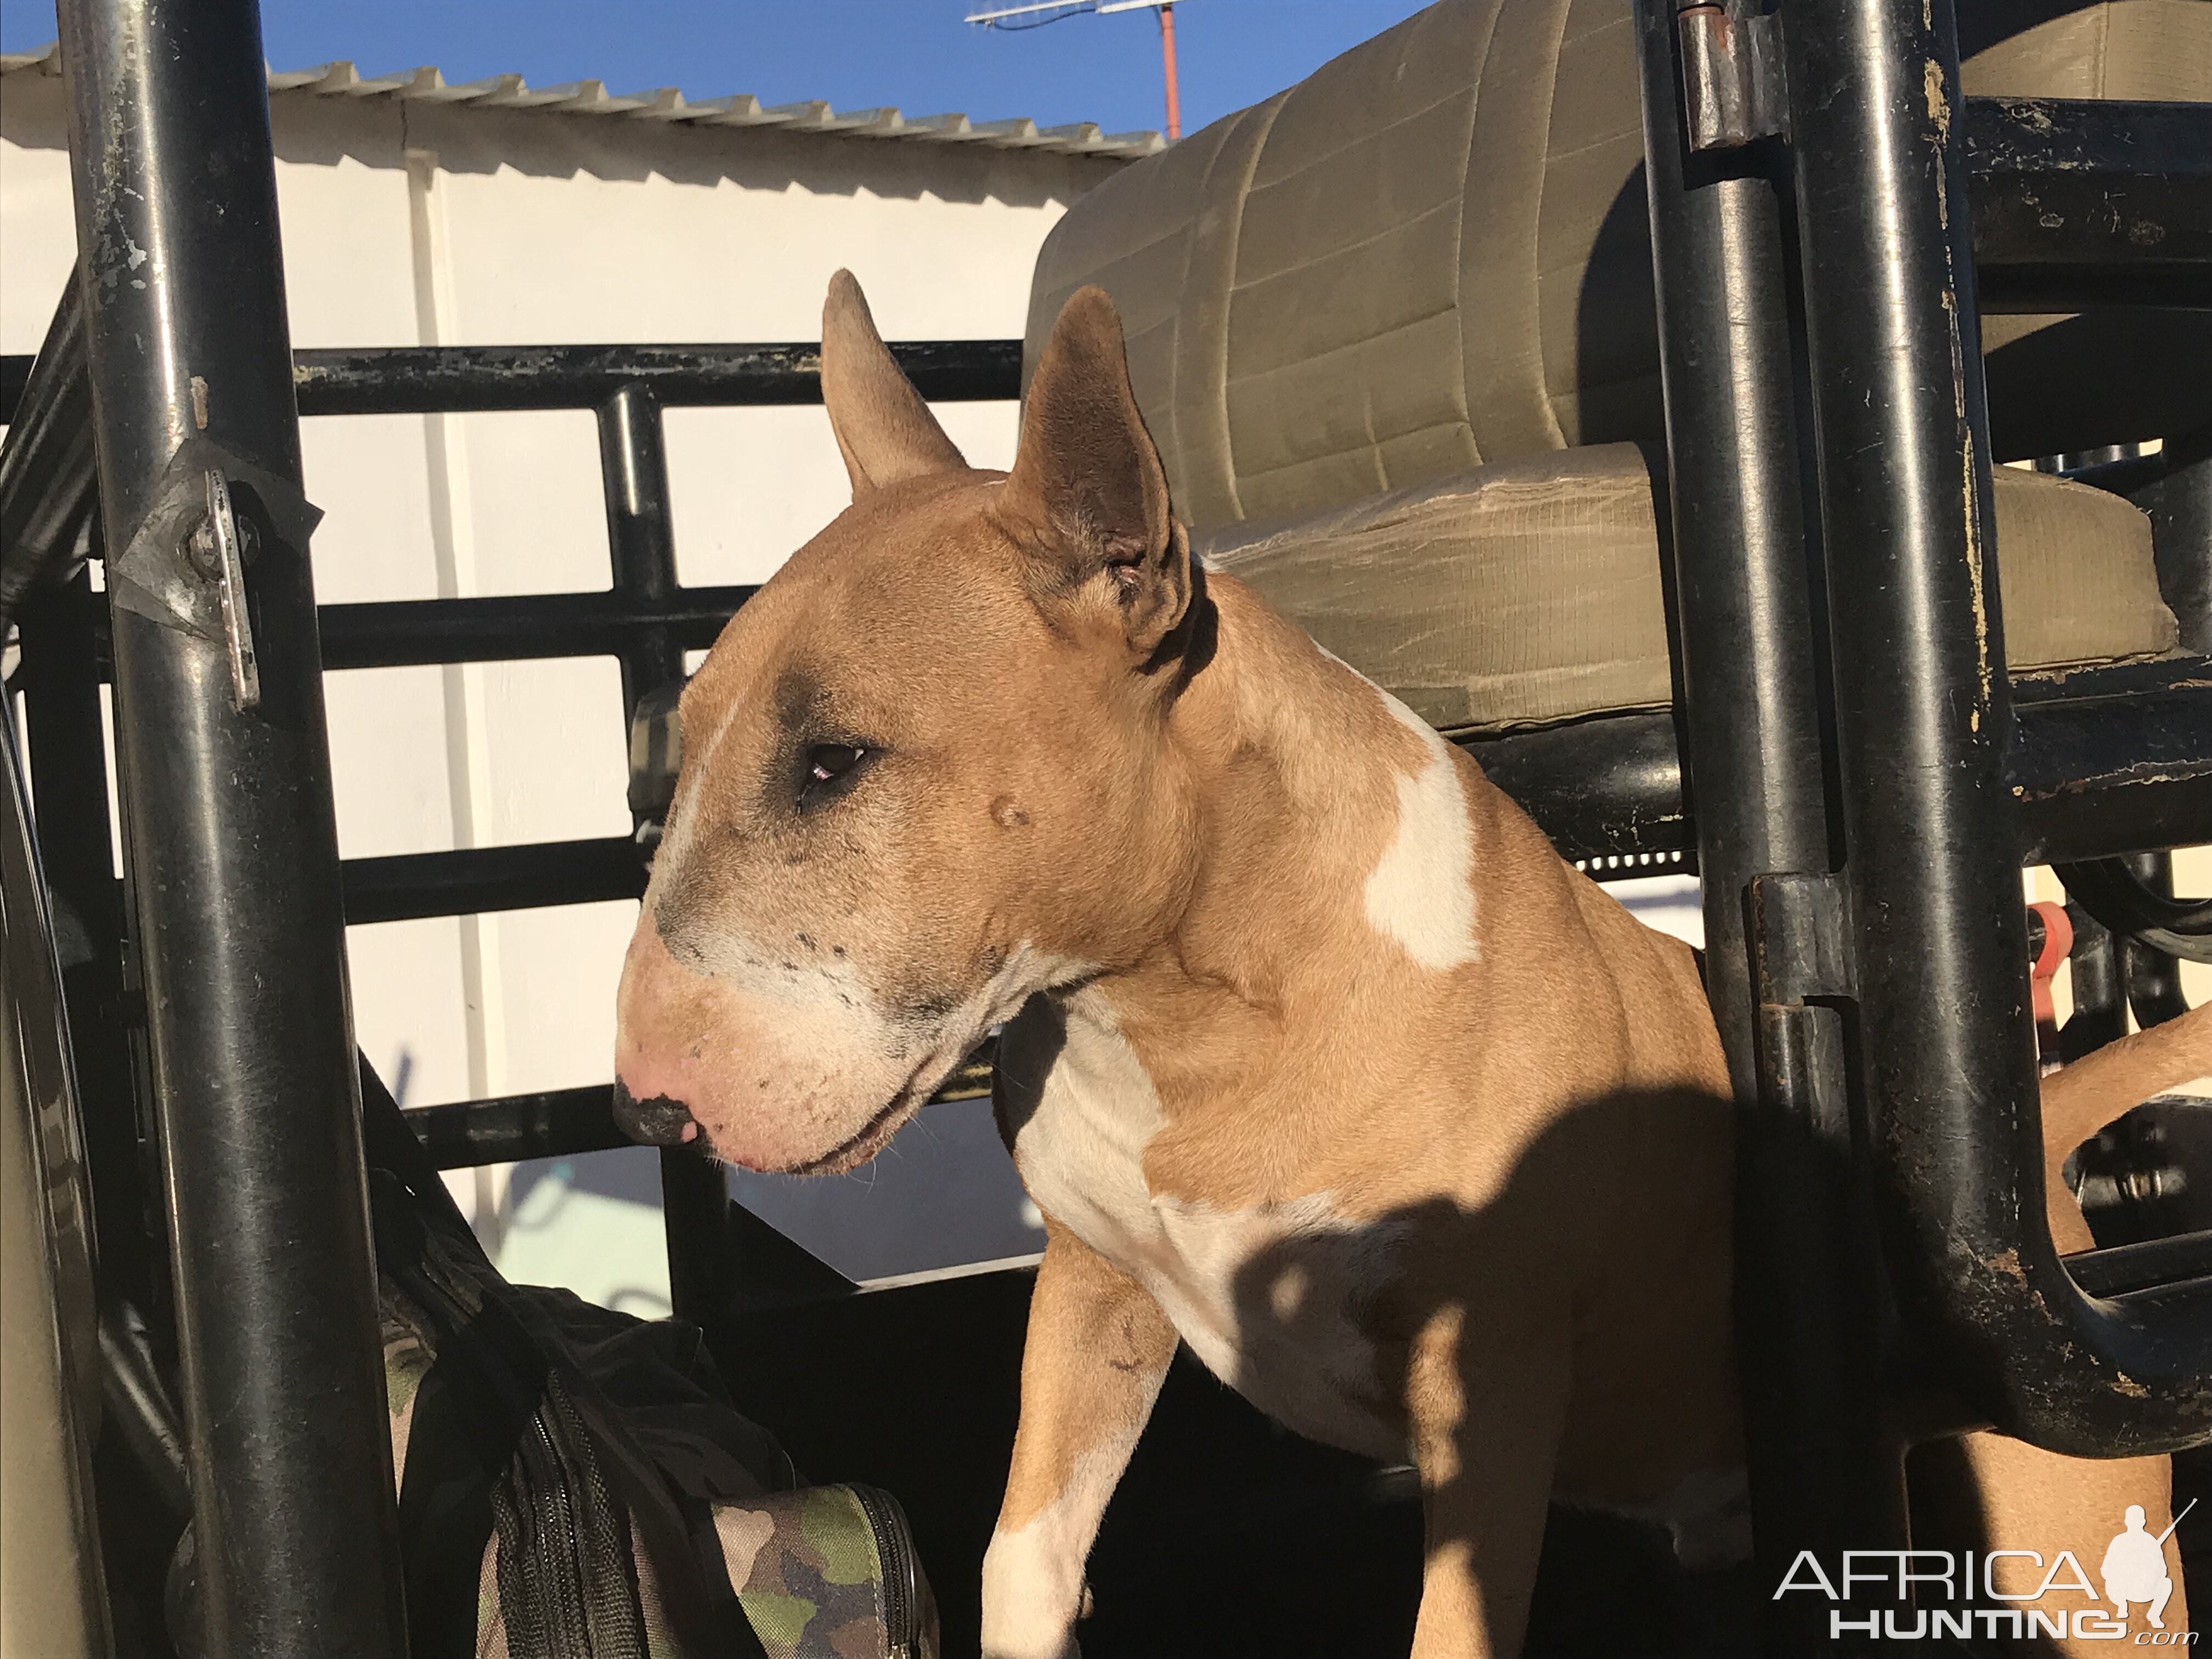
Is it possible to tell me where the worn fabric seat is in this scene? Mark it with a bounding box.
[1022,0,2202,734]
[1194,444,2174,735]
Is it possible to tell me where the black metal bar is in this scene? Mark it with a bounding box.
[2009,667,2212,864]
[2061,906,2130,1063]
[405,1084,632,1169]
[5,337,1024,426]
[16,570,165,1327]
[591,382,763,1324]
[46,574,754,671]
[55,0,407,1652]
[1458,663,2212,870]
[2120,854,2196,1027]
[600,385,688,714]
[1458,709,1691,864]
[97,1302,190,1526]
[0,351,31,426]
[2064,1230,2212,1302]
[2051,853,2212,957]
[1633,0,1903,1630]
[0,274,97,622]
[342,836,646,925]
[319,585,752,669]
[1962,96,2212,313]
[289,338,1023,416]
[1633,4,1833,1094]
[1782,0,2210,1455]
[2124,935,2193,1026]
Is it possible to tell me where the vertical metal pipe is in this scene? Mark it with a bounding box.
[18,572,166,1330]
[597,385,686,710]
[1632,0,1831,1110]
[56,1,407,1653]
[595,386,737,1322]
[1778,0,2045,1412]
[1632,1,1905,1632]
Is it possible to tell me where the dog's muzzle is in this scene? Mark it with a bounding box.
[612,1079,698,1146]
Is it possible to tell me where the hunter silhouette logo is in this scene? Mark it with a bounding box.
[1774,1498,2198,1643]
[2102,1503,2183,1631]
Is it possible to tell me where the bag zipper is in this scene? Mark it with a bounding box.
[848,1482,923,1658]
[379,1184,644,1658]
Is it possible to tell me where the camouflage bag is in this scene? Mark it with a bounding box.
[362,1058,939,1659]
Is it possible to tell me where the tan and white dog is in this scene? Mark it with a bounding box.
[613,272,2203,1657]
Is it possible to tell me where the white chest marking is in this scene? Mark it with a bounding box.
[1006,994,1406,1461]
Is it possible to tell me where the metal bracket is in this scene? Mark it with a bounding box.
[104,435,320,713]
[1750,870,1854,1004]
[1678,3,1786,151]
[184,471,259,709]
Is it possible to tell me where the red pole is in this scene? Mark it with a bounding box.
[1156,3,1181,140]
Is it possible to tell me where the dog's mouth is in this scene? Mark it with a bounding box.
[713,1036,978,1177]
[786,1088,922,1176]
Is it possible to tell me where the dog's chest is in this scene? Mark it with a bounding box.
[1003,1003,1406,1461]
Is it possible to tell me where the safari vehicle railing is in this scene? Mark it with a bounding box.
[1631,0,2212,1649]
[2,0,2209,1654]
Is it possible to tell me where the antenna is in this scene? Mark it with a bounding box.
[965,0,1183,141]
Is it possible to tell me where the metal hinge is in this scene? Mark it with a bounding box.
[1678,3,1786,151]
[1751,871,1854,1005]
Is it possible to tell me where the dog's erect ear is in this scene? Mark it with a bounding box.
[998,286,1188,657]
[821,270,967,496]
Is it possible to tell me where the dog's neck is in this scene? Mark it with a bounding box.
[1040,569,1506,1170]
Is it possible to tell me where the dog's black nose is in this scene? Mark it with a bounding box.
[612,1079,698,1147]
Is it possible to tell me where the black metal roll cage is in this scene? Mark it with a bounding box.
[0,0,2205,1654]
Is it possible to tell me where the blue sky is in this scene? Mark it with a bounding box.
[0,1,1431,139]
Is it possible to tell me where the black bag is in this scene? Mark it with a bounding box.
[170,1059,937,1659]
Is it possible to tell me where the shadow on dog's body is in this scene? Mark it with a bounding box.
[611,273,2200,1657]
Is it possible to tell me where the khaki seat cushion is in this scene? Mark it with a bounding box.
[1195,445,2179,736]
[1027,0,2211,537]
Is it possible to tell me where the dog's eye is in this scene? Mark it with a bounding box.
[796,741,876,811]
[807,743,866,784]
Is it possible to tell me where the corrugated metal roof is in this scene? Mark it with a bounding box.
[0,42,1165,160]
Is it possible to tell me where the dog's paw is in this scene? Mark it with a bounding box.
[978,1616,1081,1659]
[980,1526,1085,1659]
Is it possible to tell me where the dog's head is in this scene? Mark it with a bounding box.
[612,272,1204,1172]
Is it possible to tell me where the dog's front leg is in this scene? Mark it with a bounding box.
[1406,1302,1571,1659]
[981,1219,1176,1659]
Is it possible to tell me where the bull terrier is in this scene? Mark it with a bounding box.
[613,272,2202,1657]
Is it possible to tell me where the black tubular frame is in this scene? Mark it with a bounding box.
[1631,7,1906,1643]
[52,0,409,1653]
[1782,0,2210,1454]
[1636,1,2211,1644]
